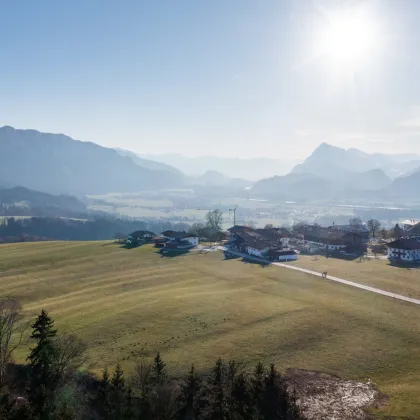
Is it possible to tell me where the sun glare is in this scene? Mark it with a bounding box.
[320,7,378,64]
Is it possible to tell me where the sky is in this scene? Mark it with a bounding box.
[1,0,420,159]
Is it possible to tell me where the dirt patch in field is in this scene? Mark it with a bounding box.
[285,368,387,420]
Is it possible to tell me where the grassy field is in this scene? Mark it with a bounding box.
[0,242,420,418]
[289,255,420,300]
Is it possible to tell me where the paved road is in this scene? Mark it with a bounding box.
[223,248,420,306]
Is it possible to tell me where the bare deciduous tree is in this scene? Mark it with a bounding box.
[367,219,381,238]
[0,297,26,387]
[133,357,152,396]
[205,210,224,240]
[349,217,363,229]
[53,334,88,382]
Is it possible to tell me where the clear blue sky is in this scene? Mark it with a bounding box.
[1,0,420,158]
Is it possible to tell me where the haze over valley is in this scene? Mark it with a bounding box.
[3,1,420,418]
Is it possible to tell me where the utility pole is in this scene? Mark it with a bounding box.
[229,205,238,227]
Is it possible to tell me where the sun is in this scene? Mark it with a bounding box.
[319,7,378,64]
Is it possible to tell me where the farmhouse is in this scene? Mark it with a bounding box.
[163,239,196,252]
[126,230,156,246]
[228,229,265,252]
[407,223,420,239]
[401,219,419,231]
[128,230,155,241]
[255,227,293,247]
[387,238,420,263]
[245,238,272,258]
[161,230,199,247]
[298,225,365,253]
[227,225,299,261]
[269,248,298,262]
[328,224,370,243]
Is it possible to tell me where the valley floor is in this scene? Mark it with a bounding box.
[0,241,420,418]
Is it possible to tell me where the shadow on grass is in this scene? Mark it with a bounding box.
[158,249,191,258]
[388,261,420,270]
[120,242,146,250]
[240,257,269,267]
[222,250,269,267]
[223,251,240,261]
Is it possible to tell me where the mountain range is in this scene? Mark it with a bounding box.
[0,126,184,195]
[2,125,420,200]
[291,143,420,180]
[251,143,420,199]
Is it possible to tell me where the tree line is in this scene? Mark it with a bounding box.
[0,217,190,244]
[0,299,301,419]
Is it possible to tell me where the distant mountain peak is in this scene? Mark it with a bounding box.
[0,127,185,194]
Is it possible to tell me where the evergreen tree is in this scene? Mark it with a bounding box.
[394,223,403,239]
[110,363,126,420]
[231,372,253,420]
[207,358,226,420]
[263,364,287,420]
[176,364,202,420]
[252,362,266,419]
[27,310,58,419]
[123,386,135,420]
[151,351,167,385]
[226,360,237,419]
[94,368,111,419]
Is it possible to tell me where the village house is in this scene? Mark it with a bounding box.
[245,238,272,258]
[407,222,420,239]
[269,248,298,262]
[328,224,370,243]
[161,230,199,247]
[401,219,419,231]
[255,227,293,247]
[126,230,156,246]
[387,238,420,263]
[227,225,299,261]
[297,225,365,254]
[128,230,155,242]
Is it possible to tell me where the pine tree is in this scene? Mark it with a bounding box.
[207,358,226,420]
[263,364,286,420]
[394,223,403,239]
[226,360,237,418]
[123,386,135,419]
[176,364,202,420]
[231,372,253,420]
[252,362,266,419]
[110,363,126,420]
[151,351,167,385]
[27,310,58,419]
[94,368,111,419]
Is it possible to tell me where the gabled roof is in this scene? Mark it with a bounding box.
[244,237,272,250]
[408,223,420,237]
[227,225,252,233]
[387,238,420,250]
[270,249,297,256]
[255,227,293,240]
[161,230,197,239]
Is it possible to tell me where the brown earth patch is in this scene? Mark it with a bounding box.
[285,368,388,420]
